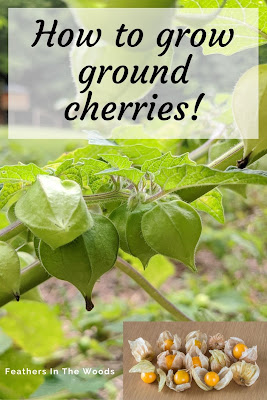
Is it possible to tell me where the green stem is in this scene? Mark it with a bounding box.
[0,261,50,307]
[115,257,190,321]
[0,220,27,241]
[84,190,129,204]
[208,142,244,170]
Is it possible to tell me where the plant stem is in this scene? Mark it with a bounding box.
[208,142,244,170]
[84,190,129,204]
[115,257,190,321]
[0,261,50,307]
[0,220,26,241]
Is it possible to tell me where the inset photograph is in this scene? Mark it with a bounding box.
[123,321,266,399]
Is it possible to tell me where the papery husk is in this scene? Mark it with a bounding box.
[157,330,182,351]
[231,361,260,386]
[157,350,185,372]
[186,339,207,354]
[157,368,166,392]
[191,367,213,391]
[208,333,225,350]
[129,360,155,373]
[128,338,154,362]
[240,346,258,363]
[185,347,209,370]
[166,369,191,392]
[192,366,232,391]
[209,349,231,373]
[186,330,208,343]
[214,366,233,390]
[224,337,257,363]
[224,337,245,362]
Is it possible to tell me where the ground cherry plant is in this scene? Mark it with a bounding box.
[0,134,267,320]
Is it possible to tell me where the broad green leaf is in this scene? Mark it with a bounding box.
[141,200,202,271]
[0,163,47,184]
[126,204,157,268]
[0,349,44,399]
[0,301,65,357]
[141,152,195,173]
[155,164,267,192]
[0,241,20,299]
[177,0,267,54]
[15,175,93,249]
[100,154,132,169]
[233,64,267,166]
[55,159,74,175]
[191,189,225,223]
[51,144,161,166]
[109,203,131,253]
[39,214,119,310]
[79,158,111,192]
[97,167,144,186]
[0,183,23,210]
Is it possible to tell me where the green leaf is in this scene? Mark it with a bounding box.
[141,152,195,173]
[233,64,267,165]
[126,204,157,268]
[177,0,267,54]
[155,164,267,192]
[0,183,23,210]
[0,301,65,357]
[97,167,144,186]
[0,349,44,399]
[100,153,132,169]
[0,241,20,299]
[15,175,93,249]
[51,144,161,166]
[39,214,119,310]
[191,189,225,224]
[0,163,48,184]
[141,200,202,271]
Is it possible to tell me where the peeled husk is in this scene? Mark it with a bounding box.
[129,360,155,373]
[166,369,191,392]
[224,337,257,363]
[208,333,225,350]
[157,368,167,392]
[128,338,154,362]
[185,347,209,370]
[231,361,260,386]
[157,330,182,351]
[192,366,233,391]
[157,350,185,372]
[209,349,231,373]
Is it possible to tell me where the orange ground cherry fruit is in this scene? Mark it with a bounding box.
[164,339,174,351]
[192,356,202,368]
[141,372,157,384]
[204,371,220,387]
[165,354,176,370]
[174,370,190,385]
[232,343,248,359]
[195,340,202,349]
